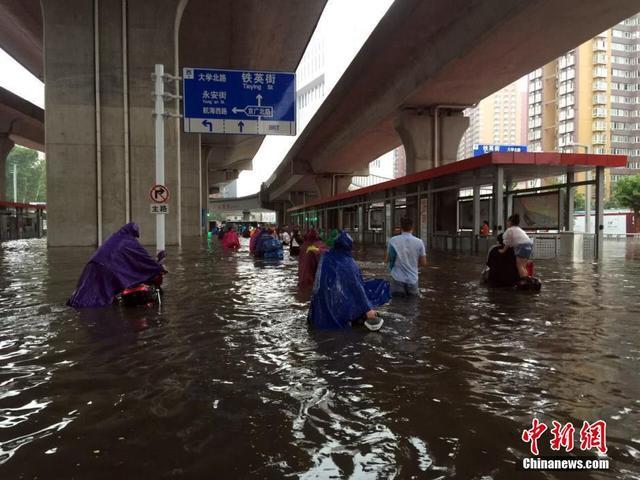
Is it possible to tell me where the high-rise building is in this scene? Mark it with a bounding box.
[527,13,640,196]
[458,81,527,160]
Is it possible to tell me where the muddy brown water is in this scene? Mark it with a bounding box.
[0,237,639,479]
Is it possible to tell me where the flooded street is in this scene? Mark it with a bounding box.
[1,237,639,479]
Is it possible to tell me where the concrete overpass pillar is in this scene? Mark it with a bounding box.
[0,133,15,201]
[274,201,288,227]
[180,131,201,237]
[41,0,186,246]
[316,174,351,198]
[394,109,469,174]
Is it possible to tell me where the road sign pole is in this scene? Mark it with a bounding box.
[154,64,165,252]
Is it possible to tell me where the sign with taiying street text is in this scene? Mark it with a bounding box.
[182,68,296,136]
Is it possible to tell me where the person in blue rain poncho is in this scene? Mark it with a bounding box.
[308,231,390,330]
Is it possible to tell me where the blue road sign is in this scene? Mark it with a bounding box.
[182,68,296,136]
[473,144,528,156]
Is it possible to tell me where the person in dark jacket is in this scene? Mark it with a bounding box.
[482,234,520,287]
[290,226,304,256]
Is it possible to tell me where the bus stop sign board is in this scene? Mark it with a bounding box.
[182,68,296,136]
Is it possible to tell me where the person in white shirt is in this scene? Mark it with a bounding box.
[385,217,427,297]
[500,214,533,280]
[280,226,291,246]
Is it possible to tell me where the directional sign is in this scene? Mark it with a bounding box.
[473,144,528,156]
[150,184,170,204]
[182,68,296,136]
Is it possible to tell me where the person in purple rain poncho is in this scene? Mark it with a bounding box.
[67,223,166,308]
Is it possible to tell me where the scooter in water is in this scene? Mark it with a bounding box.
[482,256,542,292]
[116,251,167,307]
[516,262,542,292]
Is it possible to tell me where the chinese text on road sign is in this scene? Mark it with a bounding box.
[473,144,528,156]
[182,68,296,136]
[150,204,169,215]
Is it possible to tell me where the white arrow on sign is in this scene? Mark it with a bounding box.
[231,94,273,118]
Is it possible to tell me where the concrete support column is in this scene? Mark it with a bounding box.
[493,167,505,234]
[565,172,575,231]
[506,193,514,219]
[472,184,480,250]
[385,198,395,241]
[357,204,364,245]
[404,188,420,237]
[316,174,352,198]
[41,0,185,246]
[337,207,344,230]
[128,0,185,246]
[200,142,209,235]
[42,0,97,245]
[595,166,605,259]
[180,131,201,237]
[427,186,434,248]
[273,202,282,226]
[394,109,469,174]
[0,133,15,201]
[472,184,481,236]
[16,207,23,239]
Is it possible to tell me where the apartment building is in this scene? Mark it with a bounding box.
[458,81,527,160]
[527,13,640,195]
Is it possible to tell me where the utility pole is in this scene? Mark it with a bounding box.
[152,64,182,253]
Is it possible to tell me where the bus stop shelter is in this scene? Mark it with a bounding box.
[288,152,627,259]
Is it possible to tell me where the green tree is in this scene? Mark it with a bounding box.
[574,191,585,211]
[612,175,640,233]
[604,196,621,210]
[4,146,46,203]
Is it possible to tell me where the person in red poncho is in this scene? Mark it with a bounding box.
[298,229,328,288]
[221,225,240,250]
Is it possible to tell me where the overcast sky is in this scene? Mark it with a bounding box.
[0,48,44,107]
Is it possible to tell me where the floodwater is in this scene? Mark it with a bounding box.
[0,237,639,480]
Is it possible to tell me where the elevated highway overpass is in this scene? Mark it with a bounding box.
[263,0,640,221]
[0,0,325,246]
[0,85,44,200]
